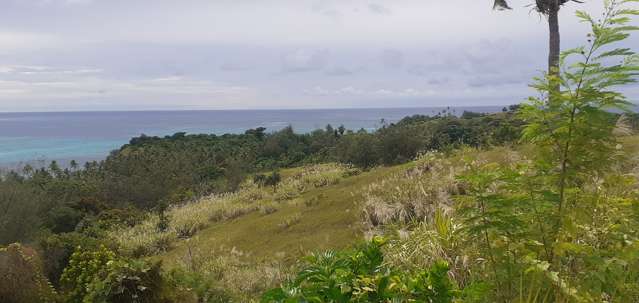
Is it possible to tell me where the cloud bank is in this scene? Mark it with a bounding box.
[0,0,635,111]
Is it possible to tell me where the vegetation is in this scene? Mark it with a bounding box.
[1,1,639,302]
[262,237,457,302]
[109,164,353,257]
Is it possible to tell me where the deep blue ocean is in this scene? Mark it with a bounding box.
[0,107,502,167]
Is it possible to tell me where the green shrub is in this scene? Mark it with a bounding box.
[83,259,168,303]
[60,245,169,303]
[261,237,458,302]
[336,132,381,169]
[39,233,91,288]
[166,269,232,303]
[60,245,117,303]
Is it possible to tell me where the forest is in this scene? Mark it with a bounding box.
[2,0,639,302]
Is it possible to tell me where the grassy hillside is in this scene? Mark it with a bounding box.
[107,136,639,301]
[105,145,527,300]
[156,165,415,298]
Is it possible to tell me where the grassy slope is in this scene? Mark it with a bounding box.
[155,135,639,268]
[156,163,411,267]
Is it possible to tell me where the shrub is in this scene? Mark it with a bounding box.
[60,245,117,303]
[83,259,168,303]
[38,232,103,287]
[0,243,58,303]
[60,245,169,303]
[261,237,458,302]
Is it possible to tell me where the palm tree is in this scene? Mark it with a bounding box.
[493,0,583,75]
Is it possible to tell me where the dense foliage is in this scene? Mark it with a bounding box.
[60,245,168,303]
[0,108,522,247]
[262,237,457,303]
[0,107,525,302]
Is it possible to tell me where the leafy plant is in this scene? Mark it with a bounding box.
[59,245,169,303]
[261,237,458,302]
[451,1,639,300]
[60,245,117,303]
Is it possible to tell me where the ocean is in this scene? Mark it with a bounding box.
[0,107,503,167]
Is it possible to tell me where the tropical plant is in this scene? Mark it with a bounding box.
[261,237,458,303]
[451,1,639,301]
[519,0,639,260]
[60,245,118,303]
[59,245,169,303]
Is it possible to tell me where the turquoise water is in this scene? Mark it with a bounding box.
[0,137,123,165]
[0,107,502,166]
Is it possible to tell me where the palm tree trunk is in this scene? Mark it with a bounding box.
[547,0,560,75]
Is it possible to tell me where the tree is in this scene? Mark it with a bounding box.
[521,0,638,248]
[493,0,583,75]
[265,170,281,192]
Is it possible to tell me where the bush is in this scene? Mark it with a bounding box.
[261,237,458,302]
[0,243,58,303]
[38,232,103,288]
[83,259,168,303]
[336,132,381,169]
[166,269,232,303]
[60,245,169,303]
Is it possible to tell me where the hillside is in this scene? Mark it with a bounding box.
[105,163,409,299]
[105,145,526,300]
[107,134,639,301]
[155,165,401,264]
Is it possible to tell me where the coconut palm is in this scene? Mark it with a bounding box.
[493,0,583,75]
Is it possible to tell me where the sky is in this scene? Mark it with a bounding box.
[0,0,636,112]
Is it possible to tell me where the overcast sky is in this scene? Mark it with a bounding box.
[0,0,636,112]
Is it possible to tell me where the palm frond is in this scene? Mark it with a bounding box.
[493,0,512,10]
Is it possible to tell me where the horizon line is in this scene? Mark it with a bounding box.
[0,104,511,115]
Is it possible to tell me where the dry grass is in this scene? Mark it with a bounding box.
[383,209,478,288]
[362,147,524,230]
[109,164,354,256]
[173,239,291,302]
[362,152,461,229]
[364,147,527,287]
[278,212,302,229]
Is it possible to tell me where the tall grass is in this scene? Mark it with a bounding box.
[110,164,354,256]
[363,147,525,287]
[362,147,523,230]
[362,152,461,229]
[173,242,290,302]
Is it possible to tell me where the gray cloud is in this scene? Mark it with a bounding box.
[380,49,404,70]
[281,49,329,73]
[467,73,529,88]
[219,62,253,72]
[0,0,633,111]
[325,67,355,76]
[368,3,391,15]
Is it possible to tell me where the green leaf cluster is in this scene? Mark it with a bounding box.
[261,237,458,303]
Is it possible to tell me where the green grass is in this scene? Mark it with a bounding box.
[137,137,639,301]
[155,164,408,267]
[150,146,528,271]
[130,135,639,301]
